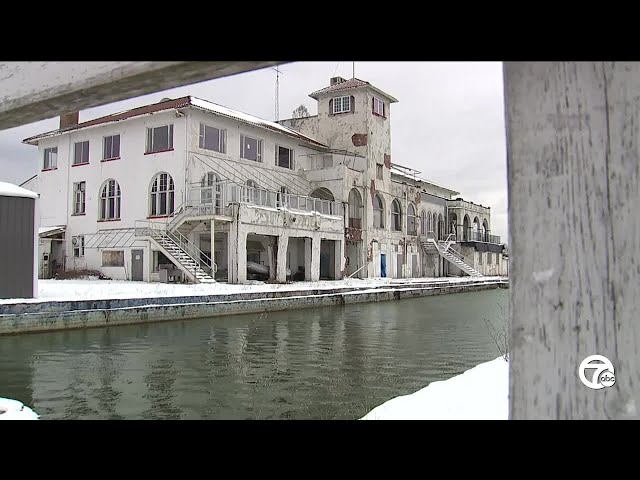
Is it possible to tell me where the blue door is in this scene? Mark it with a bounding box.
[380,254,387,278]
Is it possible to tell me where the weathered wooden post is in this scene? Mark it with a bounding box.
[504,62,640,419]
[0,62,285,130]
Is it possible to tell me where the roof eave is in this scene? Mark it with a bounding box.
[309,84,398,103]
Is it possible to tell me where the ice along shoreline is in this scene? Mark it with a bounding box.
[0,276,507,336]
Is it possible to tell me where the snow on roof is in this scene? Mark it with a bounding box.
[0,181,38,199]
[188,97,327,148]
[309,77,398,102]
[38,226,65,236]
[390,165,459,195]
[23,96,329,150]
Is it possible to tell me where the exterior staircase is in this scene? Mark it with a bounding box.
[135,221,216,284]
[420,234,483,277]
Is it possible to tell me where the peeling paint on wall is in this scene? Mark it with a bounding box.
[384,154,391,169]
[352,133,368,147]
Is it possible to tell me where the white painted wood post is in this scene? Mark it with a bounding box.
[0,61,286,130]
[504,62,640,419]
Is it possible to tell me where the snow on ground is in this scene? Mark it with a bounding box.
[0,398,39,420]
[0,276,507,304]
[361,356,509,420]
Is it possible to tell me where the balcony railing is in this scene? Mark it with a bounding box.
[188,182,344,218]
[463,229,501,244]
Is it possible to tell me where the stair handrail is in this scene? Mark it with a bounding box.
[165,228,216,276]
[134,220,216,277]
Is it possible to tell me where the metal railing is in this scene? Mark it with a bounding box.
[135,220,215,277]
[185,182,344,218]
[463,229,501,244]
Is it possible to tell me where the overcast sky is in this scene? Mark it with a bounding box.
[0,62,508,241]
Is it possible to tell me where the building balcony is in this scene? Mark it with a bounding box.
[185,182,344,221]
[461,229,501,245]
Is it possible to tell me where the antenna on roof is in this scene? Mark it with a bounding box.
[352,62,355,79]
[272,66,285,122]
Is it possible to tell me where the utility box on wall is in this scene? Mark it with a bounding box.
[0,182,39,299]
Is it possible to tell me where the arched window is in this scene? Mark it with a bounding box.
[201,172,222,213]
[373,194,385,229]
[391,199,402,231]
[150,172,175,216]
[348,188,363,229]
[420,210,427,235]
[437,213,443,240]
[427,211,432,234]
[407,204,417,235]
[201,172,220,203]
[463,215,471,241]
[99,179,121,221]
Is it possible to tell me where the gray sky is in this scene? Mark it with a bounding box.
[0,61,508,241]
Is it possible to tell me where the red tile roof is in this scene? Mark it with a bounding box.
[309,77,398,102]
[23,96,328,149]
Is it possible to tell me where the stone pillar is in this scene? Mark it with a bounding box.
[210,219,215,278]
[335,238,344,279]
[304,237,312,281]
[276,234,289,283]
[237,228,247,284]
[310,234,321,282]
[268,238,276,281]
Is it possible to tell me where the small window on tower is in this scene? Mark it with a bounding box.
[373,97,385,117]
[376,163,383,180]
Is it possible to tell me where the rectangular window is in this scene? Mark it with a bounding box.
[43,147,58,170]
[73,181,86,215]
[487,252,492,264]
[73,140,90,165]
[146,124,173,153]
[479,252,483,265]
[240,134,262,162]
[376,163,383,180]
[199,123,226,153]
[103,134,121,160]
[333,96,351,114]
[276,145,294,169]
[102,250,124,267]
[373,97,385,116]
[72,235,85,258]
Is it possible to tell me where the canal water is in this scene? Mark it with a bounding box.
[0,289,508,420]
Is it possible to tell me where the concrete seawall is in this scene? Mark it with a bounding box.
[0,279,508,335]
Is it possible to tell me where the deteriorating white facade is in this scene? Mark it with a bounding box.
[23,76,507,284]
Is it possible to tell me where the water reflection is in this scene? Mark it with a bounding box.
[0,289,508,420]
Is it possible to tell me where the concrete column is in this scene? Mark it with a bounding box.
[268,238,276,281]
[210,219,215,277]
[310,235,321,282]
[334,238,344,279]
[304,237,312,281]
[237,228,247,284]
[276,234,289,283]
[228,217,238,283]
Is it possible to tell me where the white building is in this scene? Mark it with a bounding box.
[22,76,507,284]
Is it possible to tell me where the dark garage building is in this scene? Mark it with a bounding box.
[0,182,38,299]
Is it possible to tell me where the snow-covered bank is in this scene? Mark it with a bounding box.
[0,398,39,420]
[361,357,509,420]
[0,276,507,305]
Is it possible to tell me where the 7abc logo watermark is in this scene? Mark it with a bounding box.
[578,355,616,390]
